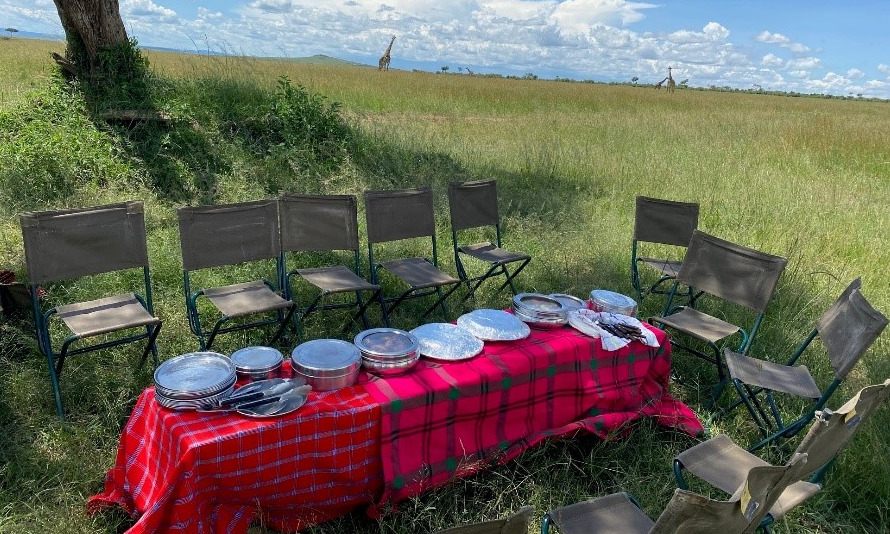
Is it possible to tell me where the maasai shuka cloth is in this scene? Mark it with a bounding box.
[363,324,702,514]
[87,374,383,534]
[88,325,701,532]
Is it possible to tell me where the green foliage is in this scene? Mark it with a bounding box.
[0,80,138,213]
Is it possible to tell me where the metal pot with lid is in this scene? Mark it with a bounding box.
[230,346,284,382]
[354,327,420,376]
[291,339,362,390]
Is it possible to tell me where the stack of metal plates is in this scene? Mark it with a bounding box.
[154,352,237,410]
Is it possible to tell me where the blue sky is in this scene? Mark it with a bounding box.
[5,0,890,98]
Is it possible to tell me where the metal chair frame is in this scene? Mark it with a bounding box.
[20,201,162,418]
[447,179,531,303]
[364,187,462,327]
[278,193,381,338]
[178,200,295,350]
[631,196,700,304]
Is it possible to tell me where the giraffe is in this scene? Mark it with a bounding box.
[666,66,676,92]
[654,77,667,90]
[378,35,395,71]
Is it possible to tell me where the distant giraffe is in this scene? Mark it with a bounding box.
[666,66,676,92]
[654,77,667,89]
[465,67,474,76]
[378,35,395,71]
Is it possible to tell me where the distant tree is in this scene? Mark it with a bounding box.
[4,27,18,38]
[441,66,449,73]
[631,76,638,85]
[523,72,538,80]
[679,79,689,87]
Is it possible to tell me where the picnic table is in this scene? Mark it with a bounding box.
[87,323,702,533]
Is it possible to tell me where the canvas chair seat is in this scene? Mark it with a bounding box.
[544,493,654,534]
[724,349,821,399]
[380,257,461,290]
[721,279,887,450]
[458,241,531,265]
[638,257,683,278]
[674,434,820,520]
[448,180,531,303]
[631,196,699,303]
[295,266,379,294]
[432,506,534,534]
[655,306,741,344]
[676,380,890,523]
[203,280,293,318]
[57,292,161,337]
[544,454,812,534]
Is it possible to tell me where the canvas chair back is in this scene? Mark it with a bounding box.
[676,230,787,313]
[20,201,149,284]
[634,196,699,247]
[795,379,890,481]
[432,505,533,534]
[448,179,500,232]
[279,193,360,253]
[177,199,281,271]
[364,186,437,244]
[815,280,888,380]
[652,453,810,534]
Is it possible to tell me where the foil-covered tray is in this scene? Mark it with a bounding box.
[410,323,484,361]
[548,293,586,311]
[456,309,531,342]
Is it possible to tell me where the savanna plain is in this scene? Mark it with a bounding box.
[1,37,889,533]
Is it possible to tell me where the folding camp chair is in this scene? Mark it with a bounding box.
[19,200,162,418]
[648,230,787,401]
[177,200,295,351]
[542,453,810,534]
[721,278,887,450]
[432,505,533,534]
[278,193,381,338]
[363,186,462,327]
[631,196,699,303]
[674,380,890,527]
[447,179,531,303]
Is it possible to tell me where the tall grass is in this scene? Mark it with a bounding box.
[1,41,888,533]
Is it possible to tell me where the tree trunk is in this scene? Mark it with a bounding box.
[52,0,128,78]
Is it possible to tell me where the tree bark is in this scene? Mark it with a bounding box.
[52,0,129,77]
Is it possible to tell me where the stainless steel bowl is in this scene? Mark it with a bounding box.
[291,339,362,390]
[361,351,421,376]
[548,293,586,311]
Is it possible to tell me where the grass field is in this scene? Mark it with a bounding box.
[1,38,889,533]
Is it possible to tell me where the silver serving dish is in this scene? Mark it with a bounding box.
[154,352,237,401]
[291,339,362,390]
[511,306,567,329]
[410,323,484,362]
[549,293,586,311]
[354,328,420,376]
[589,289,638,317]
[456,309,531,341]
[230,346,283,382]
[511,293,569,328]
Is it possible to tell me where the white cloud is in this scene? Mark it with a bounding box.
[755,30,790,44]
[761,53,783,67]
[878,64,890,76]
[123,0,178,21]
[787,57,822,70]
[846,68,864,79]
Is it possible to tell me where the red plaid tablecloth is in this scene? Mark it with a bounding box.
[87,379,383,533]
[363,324,703,512]
[87,325,701,532]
